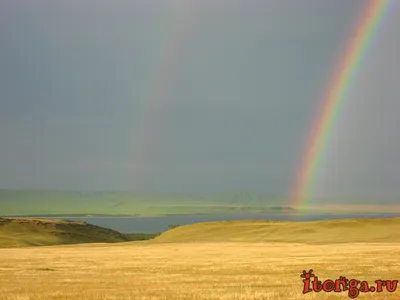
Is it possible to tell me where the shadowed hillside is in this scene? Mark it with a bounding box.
[0,217,130,248]
[153,217,400,244]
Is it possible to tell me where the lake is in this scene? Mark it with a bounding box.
[51,213,400,234]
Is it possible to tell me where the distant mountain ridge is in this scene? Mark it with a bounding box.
[0,189,291,216]
[0,189,398,216]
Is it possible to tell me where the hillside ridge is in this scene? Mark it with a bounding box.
[0,217,129,248]
[152,217,400,244]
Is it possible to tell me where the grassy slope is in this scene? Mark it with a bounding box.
[3,216,400,249]
[0,217,130,248]
[153,217,400,244]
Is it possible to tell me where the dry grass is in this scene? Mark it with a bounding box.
[1,241,400,299]
[153,218,400,244]
[1,218,400,299]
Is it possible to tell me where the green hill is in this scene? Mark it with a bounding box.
[152,217,400,244]
[0,217,130,248]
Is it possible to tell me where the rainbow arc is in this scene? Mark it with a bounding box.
[290,0,391,211]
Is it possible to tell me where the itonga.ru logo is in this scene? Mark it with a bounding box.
[300,269,398,298]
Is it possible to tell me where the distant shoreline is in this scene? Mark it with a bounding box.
[3,212,400,219]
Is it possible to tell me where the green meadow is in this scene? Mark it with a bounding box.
[0,189,293,216]
[1,189,399,217]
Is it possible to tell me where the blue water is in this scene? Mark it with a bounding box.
[51,213,400,233]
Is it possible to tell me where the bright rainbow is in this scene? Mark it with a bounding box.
[290,0,391,211]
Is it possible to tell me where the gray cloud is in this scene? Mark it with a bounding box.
[0,1,399,200]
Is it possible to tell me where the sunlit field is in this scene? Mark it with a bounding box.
[1,0,399,299]
[1,241,400,300]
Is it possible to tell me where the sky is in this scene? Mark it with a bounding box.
[1,0,399,199]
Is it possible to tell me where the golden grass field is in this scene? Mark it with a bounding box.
[1,218,400,299]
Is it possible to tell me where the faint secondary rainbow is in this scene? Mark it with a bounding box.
[130,1,202,191]
[290,0,391,211]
